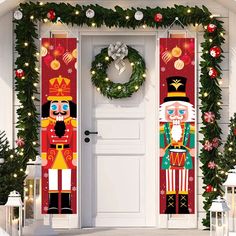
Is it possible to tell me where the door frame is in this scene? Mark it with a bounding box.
[79,30,158,228]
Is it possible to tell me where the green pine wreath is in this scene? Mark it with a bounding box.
[90,46,146,99]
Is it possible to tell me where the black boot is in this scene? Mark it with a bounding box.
[178,194,190,214]
[48,193,59,214]
[165,194,176,214]
[61,193,73,214]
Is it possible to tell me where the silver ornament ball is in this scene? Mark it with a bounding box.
[134,11,144,21]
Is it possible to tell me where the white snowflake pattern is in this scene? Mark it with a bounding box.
[49,45,54,50]
[72,186,77,191]
[44,173,48,178]
[189,176,194,182]
[161,67,166,72]
[160,190,165,195]
[68,68,73,74]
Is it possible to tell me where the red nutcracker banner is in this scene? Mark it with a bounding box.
[159,38,195,214]
[41,38,77,214]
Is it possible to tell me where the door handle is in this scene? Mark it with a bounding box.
[84,130,98,136]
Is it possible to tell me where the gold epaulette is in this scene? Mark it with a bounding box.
[160,125,164,132]
[71,118,77,128]
[190,124,195,133]
[41,118,49,128]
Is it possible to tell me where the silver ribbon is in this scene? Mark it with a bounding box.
[108,42,128,74]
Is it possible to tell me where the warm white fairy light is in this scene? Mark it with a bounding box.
[195,23,199,26]
[130,62,134,66]
[230,142,233,145]
[117,86,122,90]
[91,22,96,27]
[35,67,39,71]
[31,96,35,100]
[105,77,109,81]
[204,92,208,97]
[33,83,38,87]
[21,76,25,80]
[204,25,208,29]
[13,174,17,178]
[125,15,130,20]
[229,147,233,151]
[142,73,146,78]
[24,187,28,192]
[105,56,109,61]
[217,102,221,105]
[10,154,14,159]
[142,24,147,29]
[210,15,214,19]
[36,52,40,56]
[96,87,100,91]
[91,70,96,75]
[29,184,33,188]
[205,50,208,54]
[209,39,213,43]
[32,141,36,145]
[39,2,44,5]
[28,112,32,116]
[43,18,48,23]
[20,152,24,156]
[220,32,224,36]
[135,85,139,90]
[24,42,28,47]
[75,10,79,15]
[30,15,34,20]
[219,80,223,85]
[187,9,191,13]
[20,168,23,172]
[25,62,29,66]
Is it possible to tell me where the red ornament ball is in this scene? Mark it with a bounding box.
[154,13,163,23]
[15,69,25,79]
[181,54,191,65]
[209,67,218,78]
[205,184,214,193]
[47,10,56,21]
[207,23,217,33]
[43,54,53,66]
[210,46,221,58]
[54,44,65,56]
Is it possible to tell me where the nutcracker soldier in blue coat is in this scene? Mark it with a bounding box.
[160,76,195,214]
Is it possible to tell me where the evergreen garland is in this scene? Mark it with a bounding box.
[0,131,25,204]
[13,2,225,227]
[222,114,236,175]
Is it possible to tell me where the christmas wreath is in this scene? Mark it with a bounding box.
[90,42,146,99]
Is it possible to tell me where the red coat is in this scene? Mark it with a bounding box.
[41,117,77,170]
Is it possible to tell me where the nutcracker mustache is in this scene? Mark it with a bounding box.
[54,121,66,138]
[53,111,67,116]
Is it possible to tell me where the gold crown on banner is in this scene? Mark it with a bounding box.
[47,75,72,101]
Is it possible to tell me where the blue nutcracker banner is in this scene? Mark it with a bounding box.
[159,38,196,214]
[41,38,77,214]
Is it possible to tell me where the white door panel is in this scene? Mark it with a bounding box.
[81,35,157,227]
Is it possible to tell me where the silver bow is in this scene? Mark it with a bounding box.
[108,42,128,74]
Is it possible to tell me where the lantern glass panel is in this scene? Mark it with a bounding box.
[226,186,236,232]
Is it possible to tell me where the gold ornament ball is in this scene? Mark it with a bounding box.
[174,59,185,70]
[50,59,61,70]
[171,46,182,58]
[72,49,77,58]
[41,46,48,57]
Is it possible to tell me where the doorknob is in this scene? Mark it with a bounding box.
[84,130,98,136]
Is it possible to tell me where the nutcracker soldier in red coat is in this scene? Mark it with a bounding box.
[41,76,77,214]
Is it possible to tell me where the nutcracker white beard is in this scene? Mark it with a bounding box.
[171,121,182,142]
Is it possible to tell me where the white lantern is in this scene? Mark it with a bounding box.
[210,196,230,236]
[223,166,236,234]
[24,156,42,224]
[5,191,23,236]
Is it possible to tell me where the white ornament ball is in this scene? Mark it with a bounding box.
[86,8,95,19]
[174,59,185,70]
[134,11,144,21]
[14,10,23,20]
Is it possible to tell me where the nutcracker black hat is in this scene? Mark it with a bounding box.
[164,76,190,102]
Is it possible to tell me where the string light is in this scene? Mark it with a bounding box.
[204,92,208,97]
[20,152,24,156]
[142,24,147,29]
[35,67,39,71]
[25,62,29,66]
[75,10,79,15]
[209,39,213,43]
[187,9,191,13]
[24,42,28,46]
[130,62,134,66]
[32,141,36,145]
[91,22,96,27]
[31,96,35,100]
[20,168,23,172]
[142,73,146,78]
[220,32,224,37]
[105,56,109,61]
[43,18,48,23]
[217,102,221,105]
[219,80,223,85]
[10,155,14,159]
[91,70,96,75]
[125,15,130,20]
[28,112,32,116]
[229,147,233,151]
[195,23,199,26]
[39,2,44,5]
[24,188,28,192]
[117,86,122,90]
[30,15,34,20]
[96,87,100,91]
[36,52,40,56]
[105,77,109,81]
[13,174,17,178]
[135,85,139,90]
[33,83,38,87]
[29,184,33,188]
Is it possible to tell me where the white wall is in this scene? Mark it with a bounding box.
[0,12,13,145]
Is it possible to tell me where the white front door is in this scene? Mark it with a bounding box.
[81,34,157,227]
